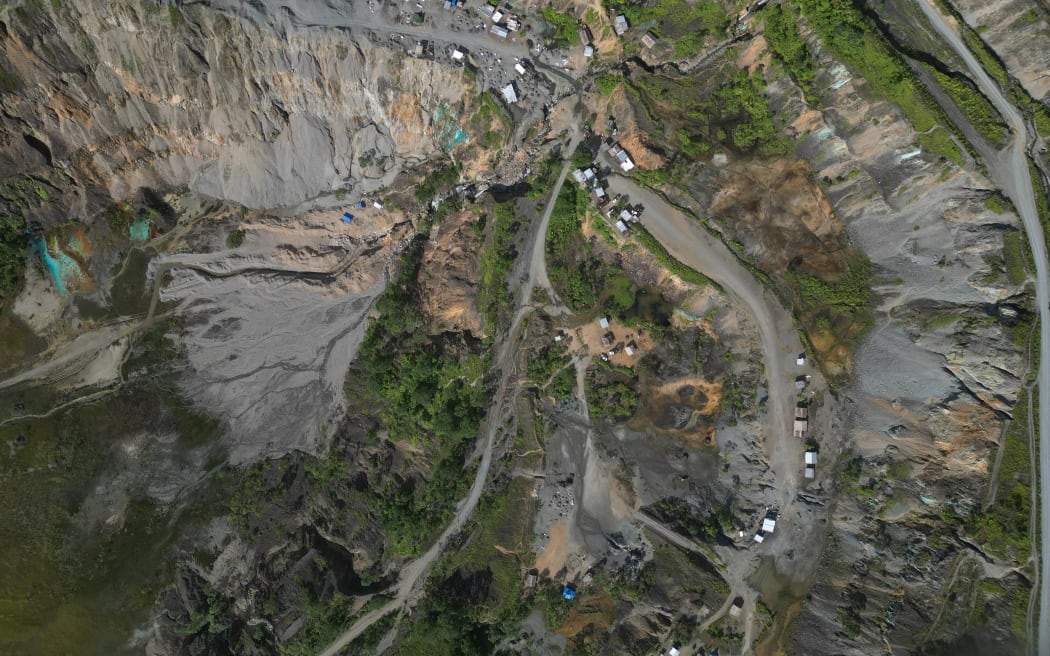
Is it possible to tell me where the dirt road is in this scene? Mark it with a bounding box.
[603,175,814,655]
[912,3,1050,653]
[605,176,804,509]
[317,133,581,656]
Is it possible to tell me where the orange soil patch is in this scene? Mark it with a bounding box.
[418,207,484,336]
[608,473,639,519]
[927,401,999,474]
[573,317,651,367]
[618,132,665,170]
[808,328,849,378]
[708,158,848,277]
[736,34,771,74]
[554,589,617,638]
[631,376,723,444]
[535,521,573,577]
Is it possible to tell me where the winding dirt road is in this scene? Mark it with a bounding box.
[605,176,804,510]
[317,132,581,656]
[912,3,1050,653]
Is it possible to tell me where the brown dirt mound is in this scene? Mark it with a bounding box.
[418,208,484,336]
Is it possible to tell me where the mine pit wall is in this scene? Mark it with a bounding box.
[0,0,470,222]
[767,7,1032,654]
[0,0,479,460]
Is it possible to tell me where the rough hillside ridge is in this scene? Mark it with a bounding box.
[0,0,467,215]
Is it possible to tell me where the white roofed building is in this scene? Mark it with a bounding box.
[501,82,518,104]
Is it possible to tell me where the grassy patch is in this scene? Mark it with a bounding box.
[0,215,27,305]
[1001,230,1028,286]
[395,476,537,653]
[634,67,791,155]
[596,73,622,96]
[415,160,462,204]
[606,0,728,48]
[763,4,815,96]
[587,379,638,420]
[225,229,245,249]
[928,67,1009,146]
[0,383,223,654]
[632,224,713,288]
[546,185,603,312]
[786,252,872,380]
[542,7,580,46]
[527,341,574,396]
[1028,159,1050,256]
[471,91,511,146]
[477,202,520,333]
[0,63,23,93]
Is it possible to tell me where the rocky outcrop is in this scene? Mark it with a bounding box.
[0,0,470,219]
[768,11,1030,654]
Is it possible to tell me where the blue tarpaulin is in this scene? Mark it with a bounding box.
[562,586,575,600]
[342,212,354,224]
[357,201,366,209]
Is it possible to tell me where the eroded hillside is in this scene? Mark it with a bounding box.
[0,0,1047,654]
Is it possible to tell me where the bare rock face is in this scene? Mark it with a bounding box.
[0,0,470,219]
[0,0,478,461]
[155,207,414,462]
[772,20,1029,655]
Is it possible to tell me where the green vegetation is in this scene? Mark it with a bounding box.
[928,67,1009,146]
[926,313,964,329]
[226,228,245,249]
[168,4,183,25]
[0,376,224,654]
[395,475,537,653]
[650,497,733,551]
[596,73,622,96]
[587,379,638,420]
[983,192,1011,214]
[542,7,579,46]
[278,592,356,656]
[1001,230,1028,286]
[763,4,815,96]
[415,160,462,204]
[571,144,596,170]
[527,341,574,397]
[1029,160,1050,256]
[0,215,27,303]
[477,202,519,332]
[797,0,965,164]
[635,67,791,155]
[0,65,21,93]
[606,0,728,56]
[354,245,489,555]
[968,392,1032,559]
[793,265,870,309]
[545,185,601,311]
[782,251,872,379]
[471,91,511,148]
